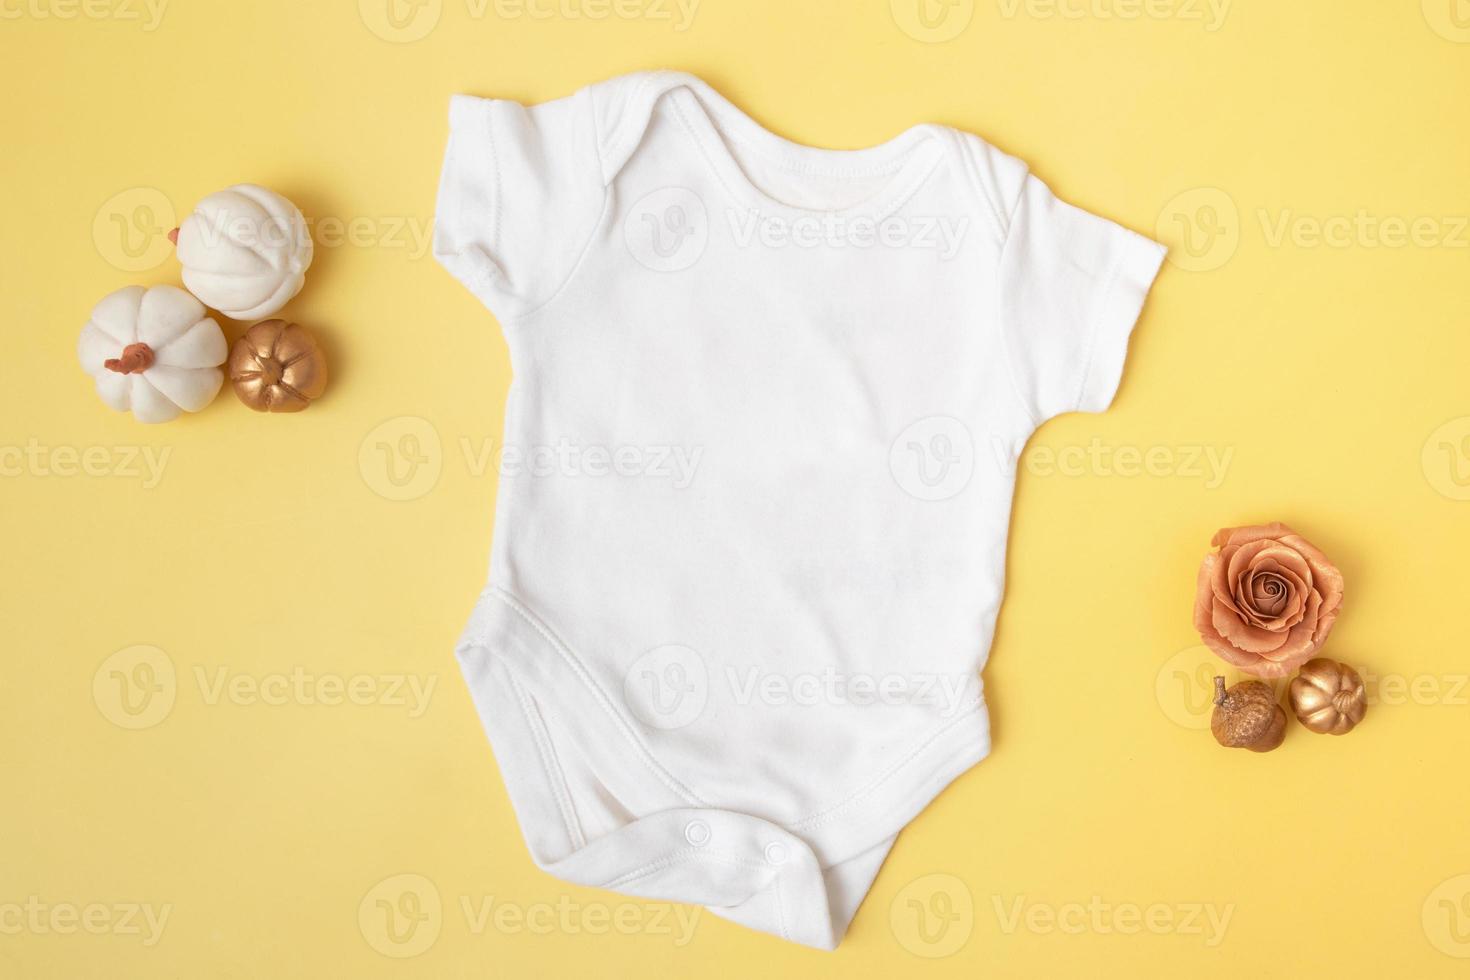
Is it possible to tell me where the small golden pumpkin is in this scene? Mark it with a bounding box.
[1210,676,1287,752]
[1289,658,1366,735]
[228,319,327,412]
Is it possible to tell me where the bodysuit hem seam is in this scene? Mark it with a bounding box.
[472,584,989,836]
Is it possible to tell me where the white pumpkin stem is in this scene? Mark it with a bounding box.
[104,342,155,375]
[1213,675,1228,706]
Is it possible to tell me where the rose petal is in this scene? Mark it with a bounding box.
[1213,599,1288,653]
[1227,541,1287,627]
[1246,571,1289,617]
[1311,593,1342,647]
[1245,657,1295,680]
[1208,553,1245,616]
[1212,522,1294,550]
[1194,560,1228,635]
[1245,564,1309,631]
[1256,591,1323,666]
[1199,630,1265,671]
[1254,546,1313,589]
[1225,539,1275,588]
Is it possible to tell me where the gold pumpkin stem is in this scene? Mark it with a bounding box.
[1213,675,1228,706]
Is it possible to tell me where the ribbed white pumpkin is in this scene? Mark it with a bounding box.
[78,285,227,424]
[175,184,313,320]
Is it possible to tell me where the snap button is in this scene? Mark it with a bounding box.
[764,841,788,865]
[684,820,711,847]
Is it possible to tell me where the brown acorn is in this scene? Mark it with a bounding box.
[228,319,327,412]
[1210,676,1287,752]
[1289,658,1366,735]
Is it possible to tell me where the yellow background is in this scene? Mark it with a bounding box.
[4,0,1469,976]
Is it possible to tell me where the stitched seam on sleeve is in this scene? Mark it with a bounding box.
[955,133,1009,248]
[947,133,1042,428]
[993,177,1043,430]
[485,101,503,267]
[1071,251,1126,411]
[596,71,658,177]
[501,86,611,326]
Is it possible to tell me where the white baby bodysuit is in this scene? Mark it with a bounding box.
[434,70,1165,950]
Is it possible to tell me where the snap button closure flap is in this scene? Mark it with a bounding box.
[684,820,711,846]
[764,841,788,865]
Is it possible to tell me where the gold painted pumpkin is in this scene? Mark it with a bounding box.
[228,319,327,412]
[1210,676,1287,752]
[1289,658,1366,735]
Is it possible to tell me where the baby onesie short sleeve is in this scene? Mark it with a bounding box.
[433,88,607,319]
[997,172,1167,423]
[431,71,1171,952]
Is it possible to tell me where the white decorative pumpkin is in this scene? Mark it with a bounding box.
[174,184,313,320]
[78,285,227,424]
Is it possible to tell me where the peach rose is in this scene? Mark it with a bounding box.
[1193,522,1344,679]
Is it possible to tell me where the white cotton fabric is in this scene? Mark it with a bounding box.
[434,70,1165,950]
